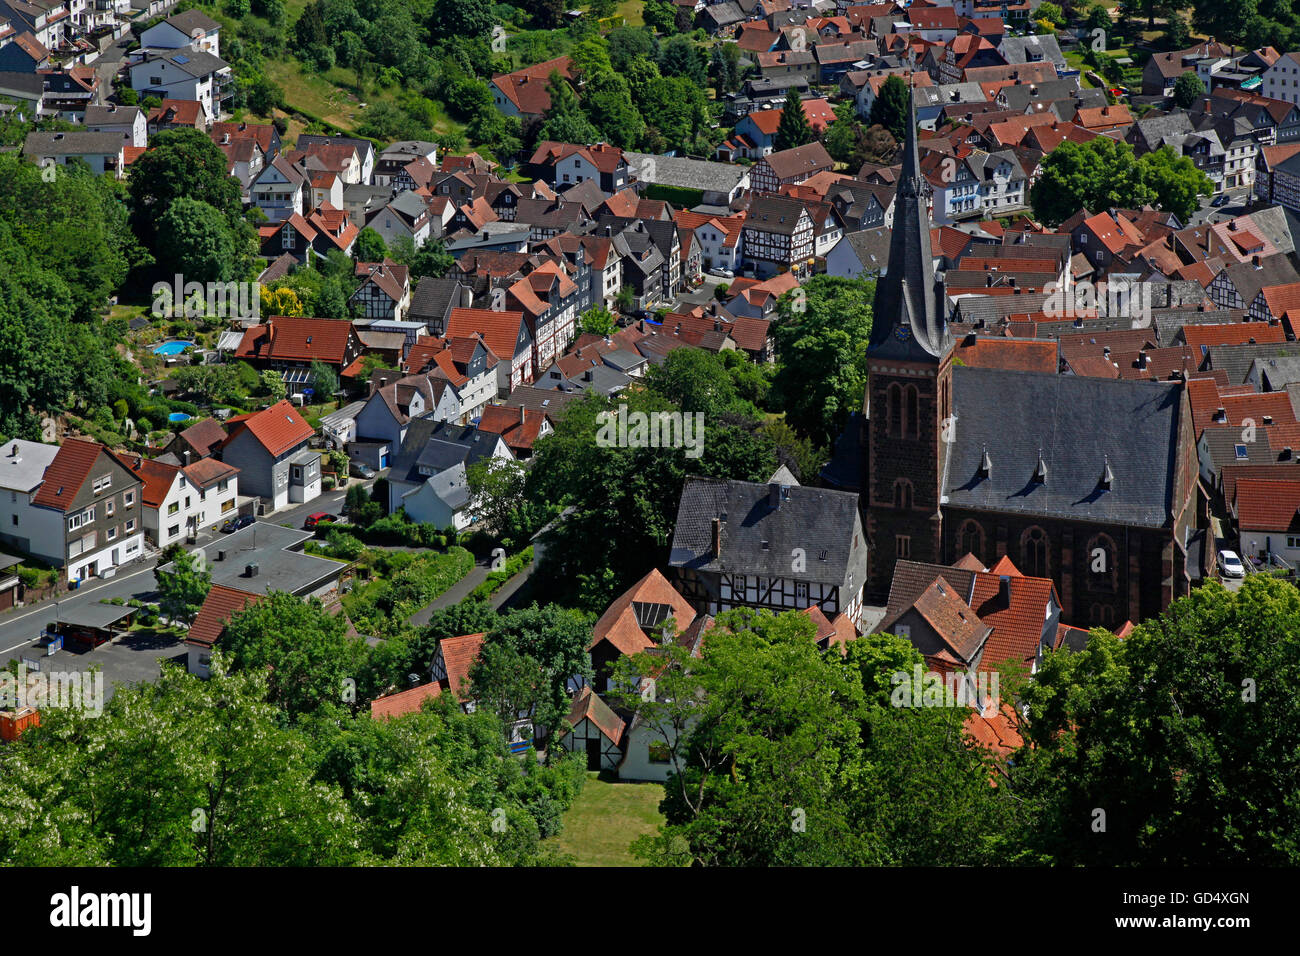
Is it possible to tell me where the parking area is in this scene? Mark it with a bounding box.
[5,627,186,703]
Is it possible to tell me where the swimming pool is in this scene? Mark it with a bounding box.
[153,340,194,356]
[168,412,192,423]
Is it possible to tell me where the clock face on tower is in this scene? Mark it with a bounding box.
[894,325,912,342]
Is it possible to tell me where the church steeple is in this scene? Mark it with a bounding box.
[867,88,951,362]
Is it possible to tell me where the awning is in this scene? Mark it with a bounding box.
[58,604,135,630]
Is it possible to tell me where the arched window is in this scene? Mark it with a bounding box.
[958,520,983,563]
[893,478,913,510]
[905,385,920,439]
[1086,534,1118,593]
[1021,526,1049,578]
[887,383,902,437]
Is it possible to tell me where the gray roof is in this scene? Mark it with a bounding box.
[1208,341,1300,385]
[998,34,1067,72]
[59,603,136,630]
[426,460,471,511]
[1219,254,1300,309]
[163,9,221,35]
[409,276,464,325]
[83,104,142,127]
[0,439,59,493]
[504,384,581,418]
[298,133,375,159]
[142,48,229,77]
[23,130,124,156]
[834,227,891,274]
[624,151,749,194]
[669,476,867,589]
[868,92,950,361]
[0,71,43,97]
[390,418,505,485]
[182,522,345,597]
[1251,355,1300,391]
[942,367,1184,528]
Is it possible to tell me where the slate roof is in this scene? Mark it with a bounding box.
[1207,341,1300,385]
[942,367,1185,528]
[669,476,866,589]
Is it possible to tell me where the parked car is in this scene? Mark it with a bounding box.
[1211,193,1229,207]
[304,511,333,530]
[220,514,255,533]
[708,267,734,278]
[1218,550,1246,578]
[349,461,376,479]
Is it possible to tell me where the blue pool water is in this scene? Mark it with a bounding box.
[168,412,192,423]
[153,340,194,356]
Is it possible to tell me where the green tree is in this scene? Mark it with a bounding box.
[354,227,387,263]
[1137,145,1215,222]
[580,305,617,336]
[156,198,238,283]
[310,359,340,399]
[261,369,287,401]
[222,590,366,721]
[581,71,645,149]
[155,549,211,626]
[1172,70,1205,108]
[1037,1,1065,26]
[770,275,875,447]
[1028,135,1153,226]
[128,128,244,250]
[868,74,910,143]
[1015,577,1300,865]
[391,236,454,280]
[774,87,814,153]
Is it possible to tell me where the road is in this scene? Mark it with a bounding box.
[1184,185,1256,227]
[92,32,134,105]
[0,479,373,685]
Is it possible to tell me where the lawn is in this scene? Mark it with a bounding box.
[552,771,666,866]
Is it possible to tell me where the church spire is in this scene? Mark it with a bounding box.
[867,86,951,362]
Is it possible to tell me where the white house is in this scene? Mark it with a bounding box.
[139,9,221,57]
[128,48,232,123]
[251,155,306,224]
[112,453,240,546]
[83,103,146,148]
[22,130,126,179]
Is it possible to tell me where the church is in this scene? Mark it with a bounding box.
[835,95,1202,627]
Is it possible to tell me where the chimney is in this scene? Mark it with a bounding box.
[1214,406,1227,422]
[1264,415,1274,425]
[711,517,723,557]
[769,483,781,509]
[998,574,1011,604]
[1253,255,1262,269]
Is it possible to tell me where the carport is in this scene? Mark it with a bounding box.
[46,604,137,651]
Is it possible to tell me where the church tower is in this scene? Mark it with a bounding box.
[863,90,954,600]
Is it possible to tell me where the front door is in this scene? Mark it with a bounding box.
[585,737,602,772]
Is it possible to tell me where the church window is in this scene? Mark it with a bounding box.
[1022,526,1049,577]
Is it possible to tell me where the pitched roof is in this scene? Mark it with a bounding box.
[235,315,355,365]
[437,632,486,702]
[1235,477,1300,530]
[31,439,106,511]
[563,685,626,744]
[223,400,315,458]
[185,584,261,650]
[492,56,575,116]
[177,418,228,457]
[370,681,443,720]
[590,568,698,657]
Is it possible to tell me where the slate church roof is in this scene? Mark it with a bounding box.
[867,90,951,362]
[942,367,1185,528]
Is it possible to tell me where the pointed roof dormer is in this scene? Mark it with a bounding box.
[1033,449,1048,483]
[867,88,951,363]
[1099,456,1114,490]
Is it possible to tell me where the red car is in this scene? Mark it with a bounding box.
[304,511,333,529]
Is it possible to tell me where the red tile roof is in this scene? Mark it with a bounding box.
[186,585,261,650]
[235,316,355,365]
[223,399,315,458]
[563,685,625,744]
[111,453,178,509]
[477,404,546,453]
[492,56,575,116]
[31,439,105,512]
[953,336,1057,373]
[1235,477,1300,530]
[591,568,698,656]
[370,681,443,720]
[445,308,526,363]
[438,632,486,702]
[1182,322,1286,348]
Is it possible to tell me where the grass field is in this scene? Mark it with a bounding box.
[553,771,665,866]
